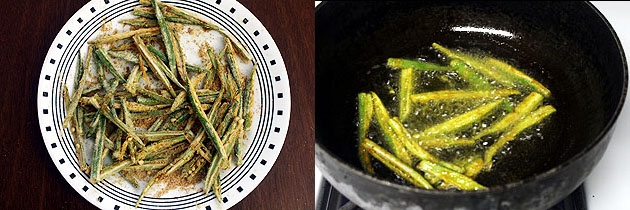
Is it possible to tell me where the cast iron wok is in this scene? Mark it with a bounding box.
[315,1,627,210]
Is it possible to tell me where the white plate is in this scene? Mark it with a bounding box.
[36,0,290,209]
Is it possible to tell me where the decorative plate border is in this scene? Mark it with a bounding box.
[36,0,291,209]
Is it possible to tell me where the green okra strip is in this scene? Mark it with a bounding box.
[213,175,224,202]
[196,89,220,96]
[165,113,191,131]
[166,5,221,30]
[148,117,164,132]
[127,144,136,165]
[158,109,186,130]
[203,66,216,90]
[225,117,244,165]
[209,49,237,98]
[213,102,230,127]
[183,135,214,162]
[484,105,556,169]
[217,92,241,137]
[118,139,129,161]
[233,138,244,166]
[73,53,84,89]
[94,46,127,83]
[437,182,459,190]
[357,93,375,174]
[120,170,140,188]
[203,119,243,195]
[89,27,160,44]
[486,58,551,97]
[424,173,443,187]
[120,97,134,129]
[387,58,453,71]
[151,0,179,84]
[101,104,146,149]
[136,96,165,105]
[464,156,484,178]
[224,37,243,87]
[130,109,172,120]
[135,50,151,87]
[110,42,136,51]
[398,67,413,121]
[103,134,116,151]
[187,63,212,74]
[95,60,110,92]
[136,129,202,207]
[219,31,252,62]
[71,54,88,171]
[417,136,477,149]
[153,142,189,160]
[417,160,487,190]
[137,135,188,160]
[75,106,88,171]
[137,88,174,103]
[112,133,123,160]
[109,48,187,85]
[100,148,111,172]
[389,118,465,173]
[413,99,504,139]
[433,43,520,89]
[170,91,187,113]
[83,83,103,95]
[153,47,185,89]
[132,7,178,21]
[243,63,257,129]
[371,92,413,165]
[137,130,185,138]
[361,139,433,189]
[134,3,221,30]
[125,65,140,95]
[147,45,167,62]
[188,74,228,158]
[120,17,159,28]
[473,92,543,140]
[108,50,142,64]
[63,86,70,109]
[132,34,176,97]
[62,53,90,128]
[186,157,208,181]
[208,88,224,124]
[410,89,520,104]
[171,30,189,86]
[86,112,101,138]
[198,95,218,104]
[127,158,170,170]
[118,102,170,112]
[98,160,132,182]
[180,155,201,178]
[90,119,106,183]
[184,115,196,131]
[450,59,492,90]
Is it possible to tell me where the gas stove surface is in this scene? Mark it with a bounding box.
[316,179,586,210]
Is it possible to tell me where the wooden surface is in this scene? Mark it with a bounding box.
[0,0,314,209]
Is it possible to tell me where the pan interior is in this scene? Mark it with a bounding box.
[316,1,625,187]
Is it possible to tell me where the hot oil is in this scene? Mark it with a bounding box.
[364,46,557,187]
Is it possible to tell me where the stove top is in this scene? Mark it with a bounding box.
[315,180,586,210]
[316,179,587,210]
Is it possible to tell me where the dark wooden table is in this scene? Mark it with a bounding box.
[0,0,314,209]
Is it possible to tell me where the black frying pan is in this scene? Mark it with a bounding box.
[315,1,627,209]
